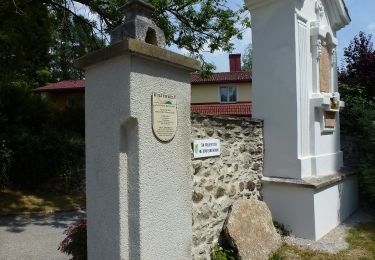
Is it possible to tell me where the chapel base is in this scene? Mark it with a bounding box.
[262,173,358,240]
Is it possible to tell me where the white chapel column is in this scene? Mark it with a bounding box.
[246,0,358,240]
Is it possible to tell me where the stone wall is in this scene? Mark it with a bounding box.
[191,113,264,259]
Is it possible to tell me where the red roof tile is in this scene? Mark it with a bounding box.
[33,80,85,93]
[191,103,252,116]
[34,71,252,93]
[191,72,252,85]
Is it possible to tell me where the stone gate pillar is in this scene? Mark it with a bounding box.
[75,1,200,259]
[245,0,358,240]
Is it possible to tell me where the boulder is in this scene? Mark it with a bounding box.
[224,199,281,260]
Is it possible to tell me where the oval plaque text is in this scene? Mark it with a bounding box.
[152,92,177,142]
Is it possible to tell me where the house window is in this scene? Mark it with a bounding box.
[220,87,237,103]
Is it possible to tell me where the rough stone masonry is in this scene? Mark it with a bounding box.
[190,113,264,259]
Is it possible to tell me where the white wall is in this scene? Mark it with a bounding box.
[314,176,359,239]
[85,55,130,260]
[263,176,358,240]
[250,0,345,179]
[262,183,316,239]
[85,52,193,259]
[251,0,301,179]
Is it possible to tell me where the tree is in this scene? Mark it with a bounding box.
[339,32,375,207]
[339,32,375,100]
[242,43,252,71]
[49,9,106,81]
[0,1,86,191]
[41,0,249,71]
[2,1,249,73]
[0,0,52,83]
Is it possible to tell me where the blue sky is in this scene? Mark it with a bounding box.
[169,0,375,72]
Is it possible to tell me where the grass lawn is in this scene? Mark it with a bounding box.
[271,222,375,260]
[0,188,85,215]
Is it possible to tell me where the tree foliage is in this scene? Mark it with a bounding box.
[1,0,249,74]
[340,91,375,206]
[0,1,86,191]
[339,32,375,207]
[0,79,85,191]
[242,43,252,71]
[39,0,249,71]
[59,218,87,260]
[0,0,52,81]
[339,32,375,100]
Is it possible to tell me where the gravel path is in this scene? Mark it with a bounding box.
[283,208,375,253]
[0,211,86,260]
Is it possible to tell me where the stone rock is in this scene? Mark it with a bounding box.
[202,119,211,127]
[199,203,212,220]
[193,191,204,203]
[247,181,256,191]
[224,200,281,260]
[239,182,245,192]
[215,187,226,198]
[206,128,214,136]
[252,162,261,171]
[227,185,237,197]
[225,124,236,130]
[205,184,214,191]
[192,161,203,170]
[222,148,231,157]
[239,144,247,153]
[233,126,242,134]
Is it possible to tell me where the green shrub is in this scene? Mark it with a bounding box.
[0,80,85,191]
[0,140,13,188]
[273,221,291,237]
[59,218,87,260]
[269,254,285,260]
[212,244,236,260]
[340,84,375,207]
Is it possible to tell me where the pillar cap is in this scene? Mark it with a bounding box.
[75,38,201,71]
[110,0,166,47]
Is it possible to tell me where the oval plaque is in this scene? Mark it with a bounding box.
[152,92,177,142]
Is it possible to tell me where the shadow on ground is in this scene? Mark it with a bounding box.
[0,189,85,216]
[0,211,86,233]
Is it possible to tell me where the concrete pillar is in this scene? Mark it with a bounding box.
[75,1,200,259]
[246,0,358,240]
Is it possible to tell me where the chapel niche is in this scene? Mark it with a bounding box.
[315,33,340,131]
[319,43,331,93]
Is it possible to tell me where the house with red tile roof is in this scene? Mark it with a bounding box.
[33,80,85,110]
[34,54,252,115]
[191,54,252,116]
